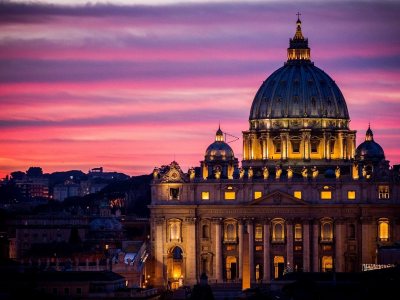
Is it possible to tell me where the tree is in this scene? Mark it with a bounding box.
[68,227,82,244]
[26,167,43,177]
[10,171,25,180]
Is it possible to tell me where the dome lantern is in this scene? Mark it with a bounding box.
[215,125,224,142]
[287,13,311,63]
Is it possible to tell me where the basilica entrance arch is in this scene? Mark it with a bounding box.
[167,246,184,289]
[226,256,237,280]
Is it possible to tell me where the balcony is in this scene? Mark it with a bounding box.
[271,238,285,244]
[320,237,334,243]
[223,238,238,244]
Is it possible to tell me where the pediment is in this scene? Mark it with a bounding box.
[245,190,310,206]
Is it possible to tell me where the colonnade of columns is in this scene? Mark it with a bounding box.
[242,130,355,161]
[152,216,379,288]
[210,217,348,284]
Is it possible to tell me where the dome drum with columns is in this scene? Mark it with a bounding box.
[243,17,356,175]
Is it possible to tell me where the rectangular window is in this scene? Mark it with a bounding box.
[323,245,332,251]
[321,191,332,199]
[76,287,82,295]
[275,141,281,153]
[255,246,263,251]
[311,141,319,153]
[202,191,209,200]
[225,192,235,200]
[379,186,389,199]
[348,191,356,200]
[254,191,262,199]
[330,140,335,154]
[294,191,302,199]
[291,141,300,153]
[52,288,58,295]
[64,288,70,295]
[105,244,109,249]
[295,246,302,251]
[39,288,46,293]
[227,246,235,251]
[170,188,179,200]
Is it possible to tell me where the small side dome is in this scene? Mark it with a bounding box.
[325,169,335,178]
[205,126,235,160]
[355,125,385,162]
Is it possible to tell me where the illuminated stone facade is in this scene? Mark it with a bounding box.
[148,18,400,289]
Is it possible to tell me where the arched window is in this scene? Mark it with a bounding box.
[348,224,355,240]
[295,224,302,241]
[255,224,263,241]
[321,222,333,241]
[227,224,235,241]
[379,222,389,241]
[202,224,209,239]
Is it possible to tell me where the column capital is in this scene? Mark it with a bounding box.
[302,218,311,225]
[311,218,320,225]
[185,217,197,225]
[334,217,345,224]
[155,217,165,225]
[263,217,271,225]
[245,218,254,226]
[360,216,373,224]
[238,218,245,225]
[285,218,294,225]
[211,217,223,225]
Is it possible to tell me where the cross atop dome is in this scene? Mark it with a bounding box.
[294,12,304,40]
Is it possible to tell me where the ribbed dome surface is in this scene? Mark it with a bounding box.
[355,129,385,161]
[249,64,349,121]
[205,142,234,160]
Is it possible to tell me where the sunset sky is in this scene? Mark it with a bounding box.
[1,0,399,178]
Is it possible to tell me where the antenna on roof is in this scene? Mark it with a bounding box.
[222,131,240,144]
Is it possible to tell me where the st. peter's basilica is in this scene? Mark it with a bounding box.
[148,17,400,289]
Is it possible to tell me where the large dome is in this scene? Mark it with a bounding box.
[250,64,349,121]
[248,17,350,131]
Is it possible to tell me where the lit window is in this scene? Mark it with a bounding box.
[227,245,235,251]
[202,192,209,200]
[379,186,389,199]
[105,244,109,249]
[311,141,319,153]
[273,223,284,241]
[227,186,233,190]
[275,141,281,153]
[255,246,262,251]
[321,222,333,241]
[295,246,302,251]
[295,224,302,241]
[323,245,332,251]
[321,191,332,199]
[226,224,236,241]
[225,192,235,200]
[170,188,179,200]
[379,222,389,241]
[255,224,262,241]
[348,191,356,200]
[170,221,181,241]
[254,191,262,199]
[291,141,300,153]
[294,191,302,199]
